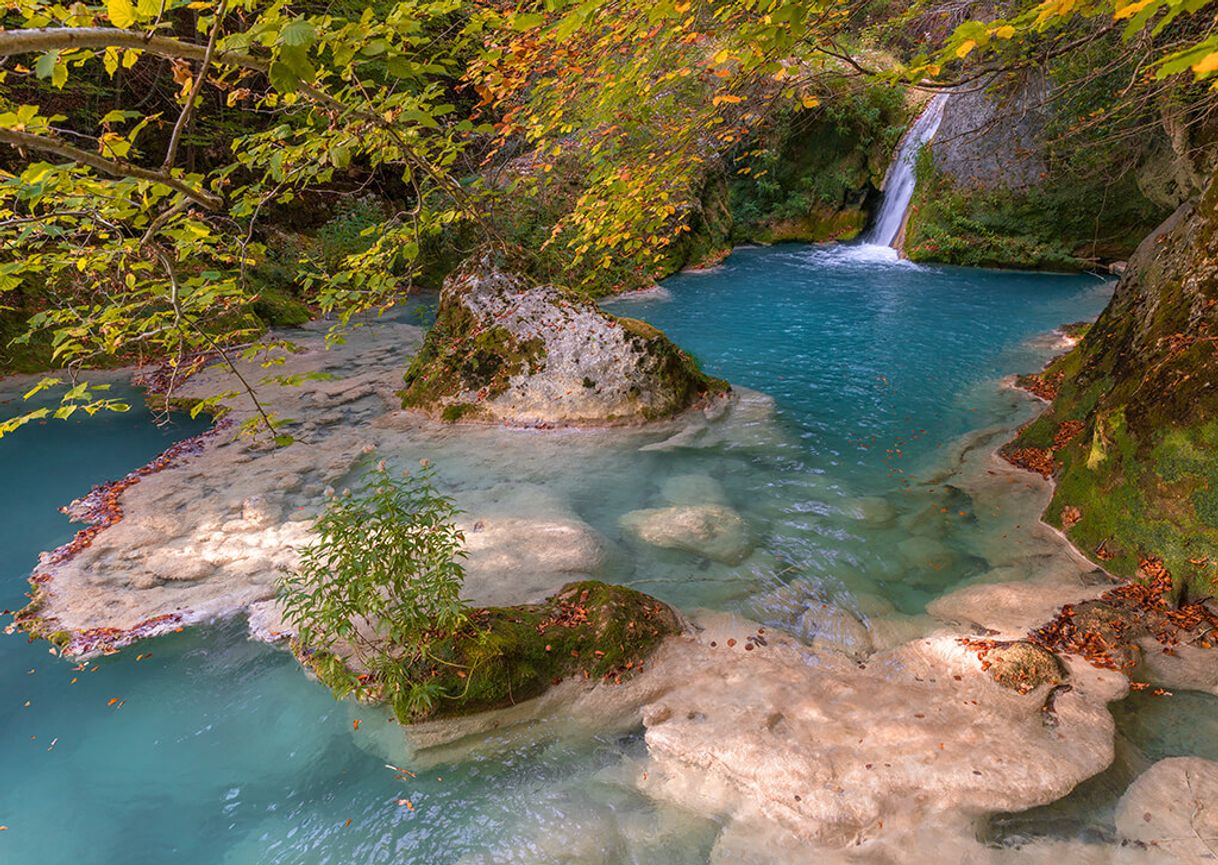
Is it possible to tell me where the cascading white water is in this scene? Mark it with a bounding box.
[864,93,949,249]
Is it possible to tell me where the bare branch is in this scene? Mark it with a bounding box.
[163,2,230,171]
[0,127,223,209]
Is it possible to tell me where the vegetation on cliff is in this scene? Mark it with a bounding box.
[1006,175,1218,595]
[904,26,1197,271]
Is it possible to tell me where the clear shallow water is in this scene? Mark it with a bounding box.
[0,243,1193,864]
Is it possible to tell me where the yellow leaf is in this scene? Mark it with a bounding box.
[801,94,819,109]
[1114,0,1155,21]
[1035,0,1077,26]
[104,46,119,78]
[994,25,1016,39]
[121,48,140,69]
[98,132,130,158]
[107,0,136,28]
[956,39,977,58]
[1192,51,1218,77]
[712,93,743,106]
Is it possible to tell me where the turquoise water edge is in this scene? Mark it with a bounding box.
[2,243,1214,863]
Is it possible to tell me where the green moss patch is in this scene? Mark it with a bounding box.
[904,147,1165,271]
[400,290,546,412]
[303,580,682,723]
[611,314,731,418]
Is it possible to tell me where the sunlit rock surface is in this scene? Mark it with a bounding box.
[400,254,729,426]
[636,612,1125,848]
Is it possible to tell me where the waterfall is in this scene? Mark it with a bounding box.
[865,94,949,249]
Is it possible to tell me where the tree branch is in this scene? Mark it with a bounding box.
[163,2,229,171]
[0,27,268,72]
[0,128,223,209]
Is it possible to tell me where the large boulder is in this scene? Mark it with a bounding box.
[401,253,729,426]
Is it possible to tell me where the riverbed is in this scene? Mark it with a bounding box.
[2,243,1211,864]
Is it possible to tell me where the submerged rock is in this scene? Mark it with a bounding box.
[839,495,897,527]
[618,504,753,565]
[458,515,609,605]
[659,473,729,506]
[401,252,729,426]
[1115,757,1218,864]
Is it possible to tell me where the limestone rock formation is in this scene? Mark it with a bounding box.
[634,612,1124,848]
[401,253,729,426]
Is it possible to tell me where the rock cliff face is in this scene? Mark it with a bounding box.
[932,72,1049,191]
[400,253,729,426]
[1006,172,1218,592]
[904,55,1171,269]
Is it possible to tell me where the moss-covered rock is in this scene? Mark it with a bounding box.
[304,580,682,723]
[401,251,729,426]
[982,641,1067,694]
[904,147,1166,270]
[1005,173,1218,594]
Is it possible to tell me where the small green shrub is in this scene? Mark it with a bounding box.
[280,458,469,718]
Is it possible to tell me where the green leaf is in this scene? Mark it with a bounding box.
[278,45,316,84]
[510,12,546,30]
[279,19,318,47]
[34,51,58,81]
[268,60,303,93]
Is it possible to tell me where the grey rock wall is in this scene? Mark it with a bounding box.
[934,72,1049,191]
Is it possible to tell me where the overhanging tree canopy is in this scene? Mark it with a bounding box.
[2,0,1217,439]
